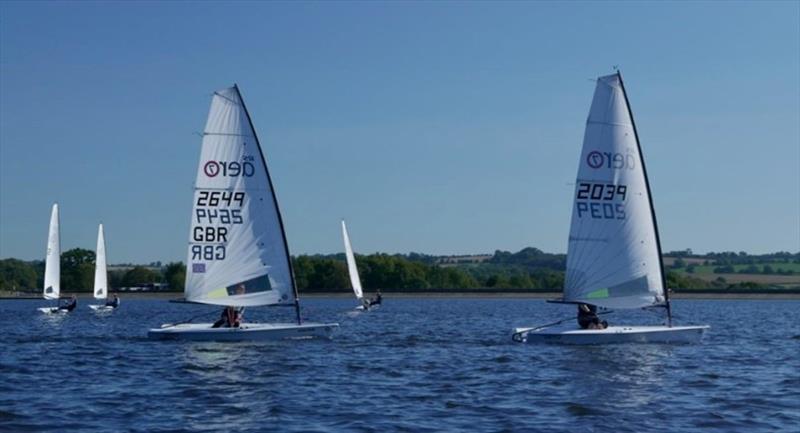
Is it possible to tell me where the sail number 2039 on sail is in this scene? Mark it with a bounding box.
[575,182,627,219]
[191,191,246,260]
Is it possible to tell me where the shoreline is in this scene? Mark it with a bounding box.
[3,291,799,300]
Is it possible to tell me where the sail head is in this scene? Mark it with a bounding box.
[184,86,295,307]
[564,73,665,309]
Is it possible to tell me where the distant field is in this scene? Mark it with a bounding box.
[662,257,707,266]
[673,272,800,286]
[671,262,800,275]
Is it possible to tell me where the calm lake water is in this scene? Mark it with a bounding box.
[1,297,798,432]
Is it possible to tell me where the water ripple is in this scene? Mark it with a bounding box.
[1,298,798,432]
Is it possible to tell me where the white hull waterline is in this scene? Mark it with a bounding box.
[512,324,709,344]
[38,307,68,315]
[89,305,116,311]
[148,322,339,341]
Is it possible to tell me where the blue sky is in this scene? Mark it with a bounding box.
[1,1,798,263]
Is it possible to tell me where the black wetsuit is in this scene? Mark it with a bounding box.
[212,307,244,328]
[105,298,120,308]
[370,293,382,306]
[60,299,77,312]
[577,304,600,329]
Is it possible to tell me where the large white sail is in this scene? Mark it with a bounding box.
[43,203,60,300]
[94,224,107,300]
[184,86,295,307]
[564,73,665,310]
[341,220,363,299]
[43,203,61,299]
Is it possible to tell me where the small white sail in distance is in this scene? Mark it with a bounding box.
[184,86,296,308]
[43,203,60,300]
[563,72,666,310]
[341,220,363,299]
[93,224,108,300]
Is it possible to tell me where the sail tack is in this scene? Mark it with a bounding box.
[184,86,295,307]
[94,224,107,300]
[341,220,363,299]
[43,204,60,300]
[564,73,665,309]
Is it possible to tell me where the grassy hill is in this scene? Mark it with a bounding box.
[664,254,800,289]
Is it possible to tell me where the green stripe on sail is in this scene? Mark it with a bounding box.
[587,288,609,299]
[207,287,228,299]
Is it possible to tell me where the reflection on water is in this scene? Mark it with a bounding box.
[568,345,670,410]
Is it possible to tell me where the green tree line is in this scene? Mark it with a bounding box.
[3,247,797,293]
[0,248,186,293]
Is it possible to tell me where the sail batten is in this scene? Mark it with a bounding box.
[43,204,60,300]
[184,86,295,307]
[563,73,665,310]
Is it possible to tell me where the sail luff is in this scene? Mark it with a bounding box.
[341,220,364,299]
[43,203,60,300]
[93,224,108,300]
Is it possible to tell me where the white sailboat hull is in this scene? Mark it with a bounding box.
[89,304,116,311]
[148,322,339,341]
[38,307,68,315]
[512,324,709,344]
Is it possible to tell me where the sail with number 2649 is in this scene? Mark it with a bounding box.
[185,86,297,309]
[149,84,337,341]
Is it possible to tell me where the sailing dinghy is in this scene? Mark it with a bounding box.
[342,220,372,311]
[512,72,708,344]
[38,204,68,314]
[88,224,117,311]
[148,85,338,341]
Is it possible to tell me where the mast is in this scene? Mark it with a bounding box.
[233,84,302,325]
[616,71,672,326]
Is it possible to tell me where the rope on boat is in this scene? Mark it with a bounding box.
[161,310,218,329]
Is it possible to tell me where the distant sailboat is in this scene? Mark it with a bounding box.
[89,224,117,311]
[38,204,69,314]
[341,220,368,310]
[148,85,338,341]
[513,72,708,344]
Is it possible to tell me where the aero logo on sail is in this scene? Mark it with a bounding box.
[204,160,255,177]
[586,150,636,170]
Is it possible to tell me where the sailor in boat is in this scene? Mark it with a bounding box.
[212,284,246,328]
[105,294,120,308]
[59,295,77,312]
[577,303,607,330]
[368,289,382,307]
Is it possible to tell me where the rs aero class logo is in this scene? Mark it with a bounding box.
[204,156,256,177]
[586,150,636,170]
